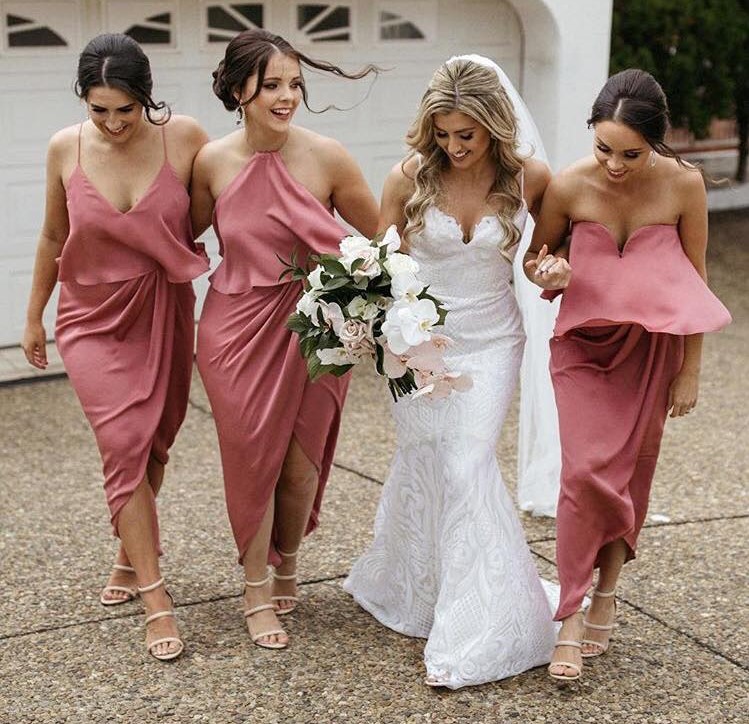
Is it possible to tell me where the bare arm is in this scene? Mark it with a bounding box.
[327,142,379,238]
[22,135,71,368]
[524,174,572,289]
[668,171,709,418]
[189,145,216,240]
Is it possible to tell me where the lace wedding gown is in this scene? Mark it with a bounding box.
[344,204,557,688]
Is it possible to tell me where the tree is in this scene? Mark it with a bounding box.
[610,0,749,181]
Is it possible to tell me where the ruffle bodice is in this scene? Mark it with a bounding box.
[58,163,208,284]
[209,151,346,294]
[552,221,731,337]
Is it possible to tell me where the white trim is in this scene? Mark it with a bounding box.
[0,0,81,56]
[290,2,355,47]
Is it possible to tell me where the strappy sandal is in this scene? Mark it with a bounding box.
[244,573,288,650]
[582,588,617,658]
[100,563,138,606]
[272,548,300,616]
[138,578,184,661]
[548,640,583,682]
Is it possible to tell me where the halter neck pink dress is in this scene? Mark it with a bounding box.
[196,150,350,564]
[548,221,731,620]
[55,124,209,538]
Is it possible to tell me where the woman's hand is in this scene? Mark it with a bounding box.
[22,321,48,369]
[667,369,699,418]
[524,244,572,290]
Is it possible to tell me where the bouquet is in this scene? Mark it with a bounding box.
[281,225,472,400]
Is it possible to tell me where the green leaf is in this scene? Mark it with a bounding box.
[320,258,348,277]
[323,277,351,291]
[287,313,310,334]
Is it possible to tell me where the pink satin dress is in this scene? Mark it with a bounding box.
[196,151,350,563]
[549,221,731,620]
[55,125,209,537]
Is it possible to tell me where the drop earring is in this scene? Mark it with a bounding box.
[235,106,243,126]
[650,151,657,168]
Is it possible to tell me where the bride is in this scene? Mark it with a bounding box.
[343,55,569,688]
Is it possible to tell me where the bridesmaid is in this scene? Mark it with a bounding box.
[190,29,378,650]
[22,33,209,660]
[525,68,731,681]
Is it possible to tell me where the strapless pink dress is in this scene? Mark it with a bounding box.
[196,151,350,563]
[549,221,731,619]
[55,126,209,538]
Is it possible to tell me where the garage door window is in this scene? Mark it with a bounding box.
[105,1,176,48]
[294,3,352,43]
[1,1,79,52]
[205,3,265,43]
[377,2,434,42]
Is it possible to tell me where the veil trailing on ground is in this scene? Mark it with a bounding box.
[447,54,561,517]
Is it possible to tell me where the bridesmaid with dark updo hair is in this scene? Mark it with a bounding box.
[525,68,731,682]
[23,33,209,661]
[191,28,378,650]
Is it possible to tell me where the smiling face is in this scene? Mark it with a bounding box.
[593,120,652,183]
[432,110,491,170]
[238,51,303,132]
[86,85,144,143]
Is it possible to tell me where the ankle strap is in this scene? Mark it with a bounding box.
[245,575,271,588]
[277,548,298,558]
[592,588,616,598]
[137,578,165,594]
[112,563,135,573]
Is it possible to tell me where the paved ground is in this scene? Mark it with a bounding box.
[1,209,747,723]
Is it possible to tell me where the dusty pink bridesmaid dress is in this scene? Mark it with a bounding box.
[549,221,731,620]
[196,151,349,563]
[55,126,209,537]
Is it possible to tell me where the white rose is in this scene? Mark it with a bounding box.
[351,248,382,282]
[338,236,372,271]
[384,252,419,277]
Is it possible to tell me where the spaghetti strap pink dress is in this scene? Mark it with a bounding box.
[55,125,209,538]
[549,221,731,620]
[196,150,349,563]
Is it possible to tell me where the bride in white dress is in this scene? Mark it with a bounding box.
[343,55,567,688]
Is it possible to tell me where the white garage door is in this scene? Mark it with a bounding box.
[0,0,521,346]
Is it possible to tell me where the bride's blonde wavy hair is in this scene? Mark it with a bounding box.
[403,59,525,258]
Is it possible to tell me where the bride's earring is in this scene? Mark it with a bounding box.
[650,151,657,168]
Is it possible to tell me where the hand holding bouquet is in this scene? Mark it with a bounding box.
[282,226,472,400]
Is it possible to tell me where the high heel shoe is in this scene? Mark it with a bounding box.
[100,563,138,606]
[548,640,583,682]
[244,572,288,650]
[138,578,184,661]
[272,548,300,616]
[582,588,617,658]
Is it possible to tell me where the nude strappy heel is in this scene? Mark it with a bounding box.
[137,578,184,661]
[548,640,583,682]
[244,572,288,649]
[272,548,300,615]
[582,588,617,658]
[100,563,138,606]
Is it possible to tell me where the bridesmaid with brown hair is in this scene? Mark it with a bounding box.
[22,33,209,660]
[526,69,731,682]
[190,29,378,650]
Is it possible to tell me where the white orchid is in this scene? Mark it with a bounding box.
[390,271,425,301]
[308,264,325,291]
[381,299,440,355]
[296,290,321,321]
[378,224,402,254]
[316,347,355,366]
[319,300,345,335]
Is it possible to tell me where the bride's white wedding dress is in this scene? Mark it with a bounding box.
[343,203,557,689]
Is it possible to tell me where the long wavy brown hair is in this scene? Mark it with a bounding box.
[403,58,525,258]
